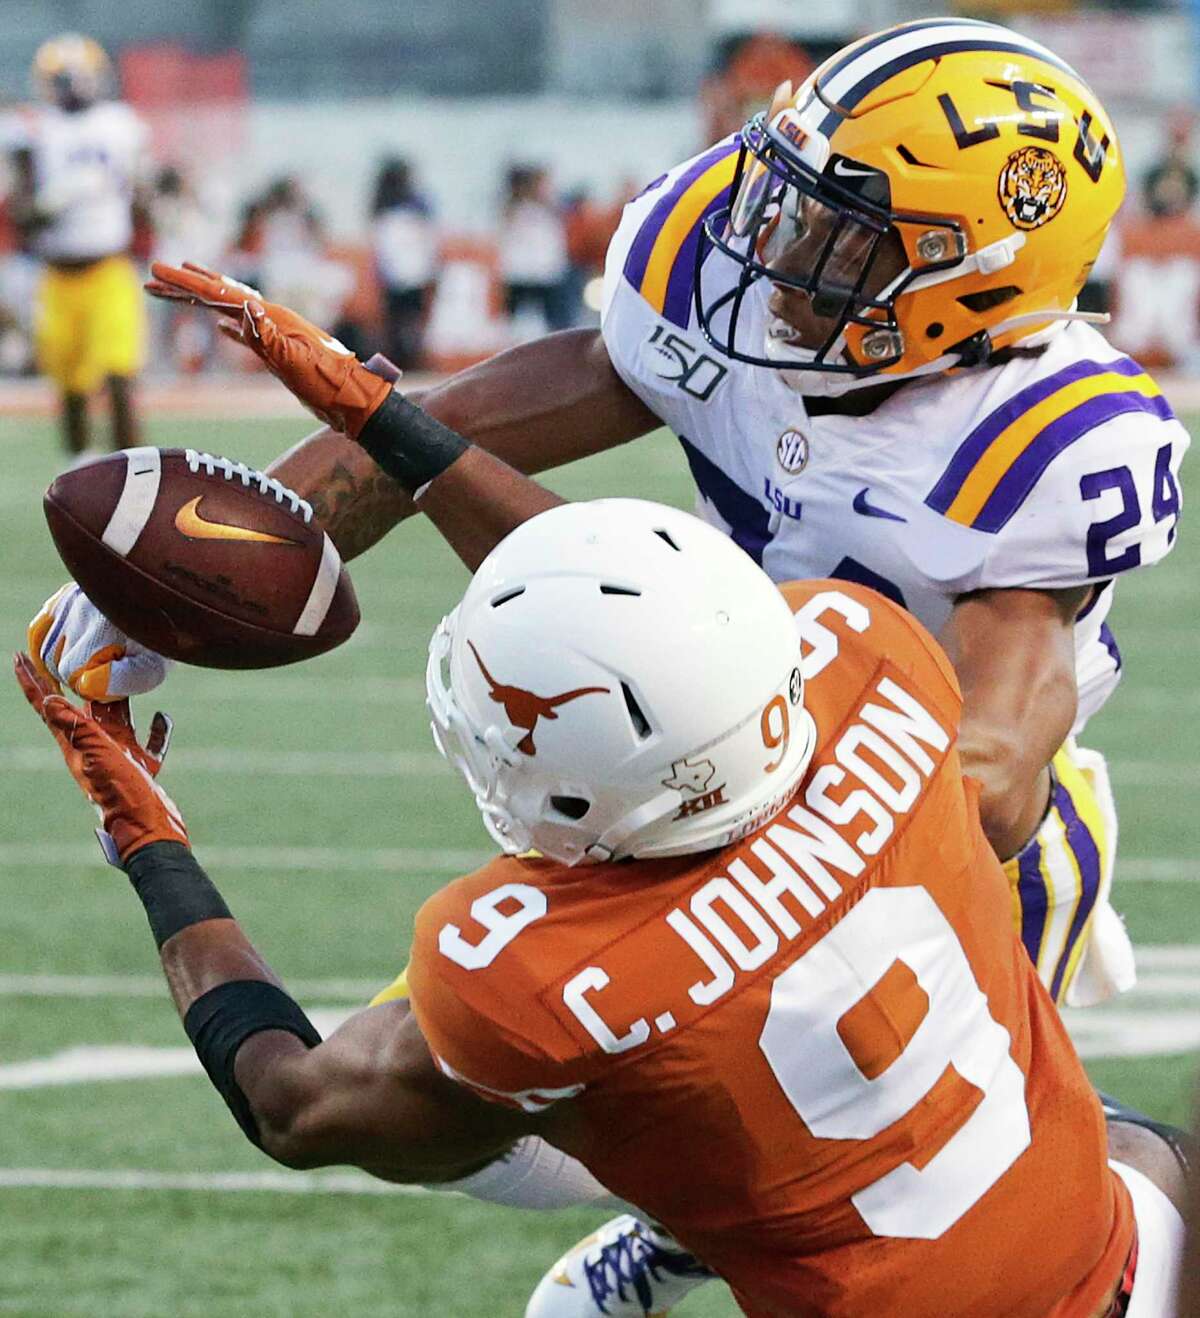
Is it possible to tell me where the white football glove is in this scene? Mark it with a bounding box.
[27,584,173,702]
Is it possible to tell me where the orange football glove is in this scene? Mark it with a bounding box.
[14,652,188,865]
[144,261,393,438]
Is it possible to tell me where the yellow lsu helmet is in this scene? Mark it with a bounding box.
[33,33,112,109]
[695,17,1125,382]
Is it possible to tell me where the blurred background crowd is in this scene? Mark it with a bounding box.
[1,0,1199,386]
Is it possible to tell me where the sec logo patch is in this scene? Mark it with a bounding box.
[777,429,809,473]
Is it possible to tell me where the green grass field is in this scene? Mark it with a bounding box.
[0,414,1196,1317]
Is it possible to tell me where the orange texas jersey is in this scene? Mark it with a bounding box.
[408,580,1132,1318]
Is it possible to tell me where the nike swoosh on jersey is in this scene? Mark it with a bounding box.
[852,488,908,523]
[174,497,302,545]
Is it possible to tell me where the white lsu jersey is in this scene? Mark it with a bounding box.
[601,139,1188,732]
[9,101,148,262]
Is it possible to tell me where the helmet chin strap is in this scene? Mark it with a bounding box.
[584,788,680,862]
[771,305,1111,396]
[766,332,883,398]
[987,306,1110,340]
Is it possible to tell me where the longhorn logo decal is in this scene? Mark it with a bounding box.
[468,641,609,756]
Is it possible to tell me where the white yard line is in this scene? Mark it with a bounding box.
[0,844,1186,881]
[1119,858,1196,882]
[1,946,1198,1004]
[0,1167,427,1196]
[0,843,487,872]
[0,973,383,1000]
[0,845,1174,882]
[0,1009,354,1090]
[1,747,447,775]
[1,748,1192,783]
[1106,763,1200,785]
[146,675,428,702]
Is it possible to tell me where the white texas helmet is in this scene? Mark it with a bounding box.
[426,499,817,865]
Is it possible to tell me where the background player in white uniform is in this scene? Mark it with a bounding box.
[9,34,150,453]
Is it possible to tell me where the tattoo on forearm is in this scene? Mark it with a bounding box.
[310,462,412,558]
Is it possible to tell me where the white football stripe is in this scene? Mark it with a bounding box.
[820,21,1073,110]
[100,447,161,557]
[293,532,341,636]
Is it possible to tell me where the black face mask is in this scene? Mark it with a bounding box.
[694,114,965,377]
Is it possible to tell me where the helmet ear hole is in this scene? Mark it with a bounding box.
[550,795,590,820]
[621,682,652,740]
[958,285,1022,313]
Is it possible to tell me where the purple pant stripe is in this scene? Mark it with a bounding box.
[622,141,738,294]
[1016,837,1048,969]
[1048,778,1104,1002]
[925,357,1142,515]
[1099,621,1122,673]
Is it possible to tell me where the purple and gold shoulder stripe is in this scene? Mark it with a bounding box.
[622,139,740,327]
[925,357,1172,533]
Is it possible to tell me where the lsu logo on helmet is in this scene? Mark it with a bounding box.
[999,146,1068,231]
[695,18,1126,382]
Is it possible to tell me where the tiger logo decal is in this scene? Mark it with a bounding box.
[998,146,1068,231]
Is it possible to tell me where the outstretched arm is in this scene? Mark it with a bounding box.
[13,654,534,1181]
[161,919,529,1179]
[146,265,653,568]
[268,328,657,560]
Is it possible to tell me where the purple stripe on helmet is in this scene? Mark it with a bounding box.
[623,141,739,294]
[926,357,1144,516]
[1015,836,1048,969]
[972,390,1174,533]
[660,188,735,327]
[1048,774,1104,1002]
[1099,621,1122,672]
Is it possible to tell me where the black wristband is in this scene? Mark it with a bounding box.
[184,980,322,1147]
[124,841,232,949]
[355,389,469,494]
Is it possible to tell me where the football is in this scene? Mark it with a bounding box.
[43,446,360,668]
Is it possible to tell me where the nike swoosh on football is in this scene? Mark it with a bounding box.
[852,487,907,523]
[174,497,302,545]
